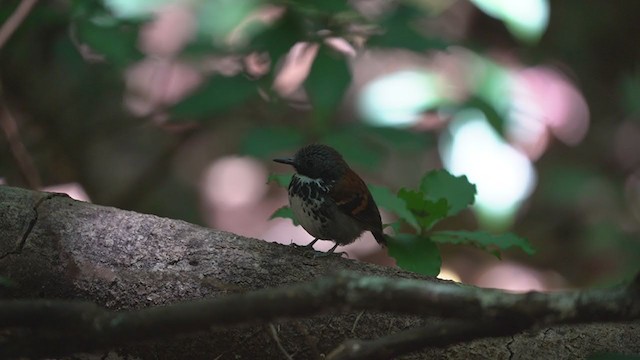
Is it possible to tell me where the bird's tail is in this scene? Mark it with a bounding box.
[372,230,387,246]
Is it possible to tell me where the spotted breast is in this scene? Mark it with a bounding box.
[288,174,365,245]
[288,174,331,240]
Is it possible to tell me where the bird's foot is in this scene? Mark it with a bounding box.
[307,243,349,258]
[309,250,348,259]
[291,238,323,257]
[291,238,320,249]
[292,239,348,258]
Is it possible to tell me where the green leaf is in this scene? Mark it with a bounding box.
[362,126,435,152]
[100,0,168,19]
[398,189,449,231]
[620,70,640,117]
[386,220,403,233]
[197,0,257,40]
[270,206,298,226]
[74,19,142,67]
[368,5,448,51]
[242,127,304,159]
[369,185,419,231]
[387,234,441,276]
[537,165,595,205]
[170,75,257,120]
[311,0,351,13]
[305,45,352,122]
[71,0,105,18]
[463,96,507,136]
[249,10,301,63]
[268,173,292,187]
[289,0,352,14]
[431,230,536,257]
[321,130,381,170]
[420,170,476,216]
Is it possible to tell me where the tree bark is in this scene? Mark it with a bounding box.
[1,185,639,359]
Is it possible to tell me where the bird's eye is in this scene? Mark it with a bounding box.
[305,159,313,168]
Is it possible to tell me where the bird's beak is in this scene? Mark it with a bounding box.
[273,157,296,166]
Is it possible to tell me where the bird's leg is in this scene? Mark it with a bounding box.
[292,238,320,249]
[294,238,323,258]
[311,243,349,258]
[304,238,321,248]
[326,242,339,254]
[293,239,348,258]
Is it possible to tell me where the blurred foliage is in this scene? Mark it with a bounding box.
[73,19,143,67]
[1,0,640,284]
[368,4,448,51]
[170,75,258,119]
[267,173,293,188]
[620,68,640,117]
[242,127,305,159]
[304,45,352,128]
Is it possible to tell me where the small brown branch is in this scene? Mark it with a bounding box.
[326,319,524,360]
[1,271,639,359]
[0,103,42,188]
[268,323,294,360]
[0,0,38,50]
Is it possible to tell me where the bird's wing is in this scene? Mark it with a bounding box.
[328,168,383,233]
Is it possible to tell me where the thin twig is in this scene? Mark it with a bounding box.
[0,0,38,50]
[0,0,43,188]
[0,103,42,188]
[213,328,263,360]
[350,311,365,334]
[269,323,294,360]
[327,319,523,360]
[292,321,320,360]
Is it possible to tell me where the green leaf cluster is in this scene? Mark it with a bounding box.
[368,4,448,51]
[73,19,143,68]
[304,46,352,127]
[382,170,533,276]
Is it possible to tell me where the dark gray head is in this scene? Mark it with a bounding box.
[273,144,347,181]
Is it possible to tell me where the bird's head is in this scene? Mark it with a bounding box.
[273,144,347,181]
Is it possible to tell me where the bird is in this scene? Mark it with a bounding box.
[273,144,386,255]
